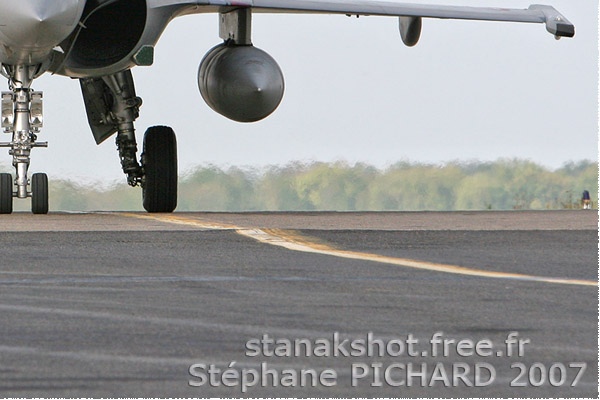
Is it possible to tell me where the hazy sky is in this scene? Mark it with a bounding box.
[19,0,599,182]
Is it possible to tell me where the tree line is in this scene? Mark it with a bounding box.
[9,159,597,212]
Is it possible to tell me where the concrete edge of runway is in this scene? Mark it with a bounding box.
[0,210,596,232]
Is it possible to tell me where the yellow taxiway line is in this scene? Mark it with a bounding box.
[121,213,597,287]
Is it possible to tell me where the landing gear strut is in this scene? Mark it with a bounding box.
[80,70,177,213]
[0,64,48,214]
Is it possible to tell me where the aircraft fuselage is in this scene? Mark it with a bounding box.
[0,0,86,66]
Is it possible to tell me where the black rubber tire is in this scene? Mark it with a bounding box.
[142,126,177,213]
[0,173,13,214]
[31,173,49,215]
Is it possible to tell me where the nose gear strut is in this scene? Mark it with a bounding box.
[0,65,177,214]
[0,64,48,214]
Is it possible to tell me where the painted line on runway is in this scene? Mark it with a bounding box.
[249,229,597,286]
[120,212,239,230]
[121,213,597,287]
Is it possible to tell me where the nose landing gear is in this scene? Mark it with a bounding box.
[0,65,179,215]
[0,64,48,214]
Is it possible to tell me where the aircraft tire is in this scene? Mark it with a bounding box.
[0,173,13,214]
[31,173,49,214]
[142,126,177,213]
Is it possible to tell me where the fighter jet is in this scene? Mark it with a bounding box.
[0,0,574,214]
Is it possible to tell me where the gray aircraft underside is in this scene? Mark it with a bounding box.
[0,0,574,214]
[0,1,574,75]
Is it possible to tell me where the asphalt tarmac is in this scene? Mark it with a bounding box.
[0,211,597,397]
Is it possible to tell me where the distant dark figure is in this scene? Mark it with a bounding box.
[582,190,591,209]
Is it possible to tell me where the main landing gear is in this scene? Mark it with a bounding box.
[80,69,177,213]
[0,66,177,214]
[141,126,177,213]
[114,123,177,213]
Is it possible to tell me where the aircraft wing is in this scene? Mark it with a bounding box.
[163,0,575,39]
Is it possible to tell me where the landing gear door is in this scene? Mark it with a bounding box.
[79,77,117,145]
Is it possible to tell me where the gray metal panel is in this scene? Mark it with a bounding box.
[152,0,574,37]
[249,1,573,36]
[252,0,543,20]
[0,0,86,65]
[54,0,575,78]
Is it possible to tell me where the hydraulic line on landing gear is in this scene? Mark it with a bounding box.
[101,72,144,187]
[116,127,143,187]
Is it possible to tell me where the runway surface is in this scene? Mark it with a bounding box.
[0,211,597,397]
